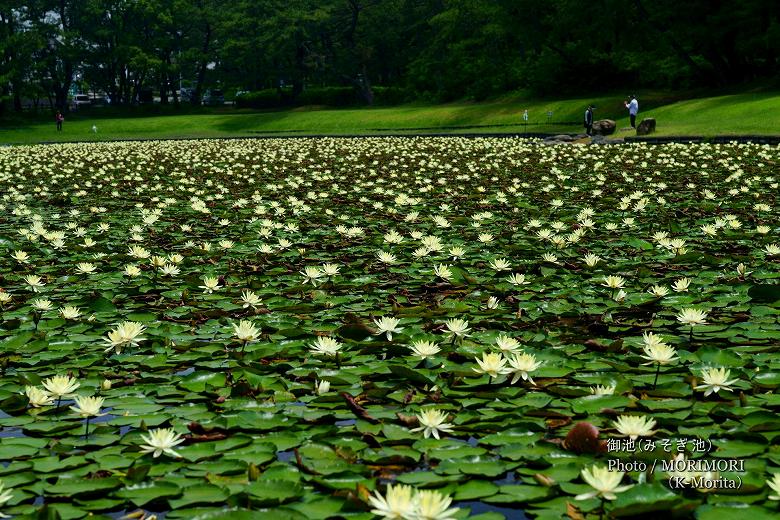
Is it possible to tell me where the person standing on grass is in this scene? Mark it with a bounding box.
[584,105,594,136]
[55,111,64,131]
[624,95,638,128]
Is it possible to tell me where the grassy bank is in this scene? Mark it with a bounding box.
[1,91,778,144]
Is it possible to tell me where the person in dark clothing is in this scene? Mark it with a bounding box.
[584,105,594,136]
[55,111,64,131]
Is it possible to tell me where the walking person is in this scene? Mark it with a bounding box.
[624,95,638,128]
[584,105,594,136]
[55,111,64,131]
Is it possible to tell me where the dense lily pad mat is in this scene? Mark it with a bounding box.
[0,138,779,519]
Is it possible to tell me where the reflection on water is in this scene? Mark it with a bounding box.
[493,471,518,485]
[277,450,295,462]
[0,427,24,438]
[455,500,527,519]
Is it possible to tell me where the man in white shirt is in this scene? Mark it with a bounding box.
[625,95,639,128]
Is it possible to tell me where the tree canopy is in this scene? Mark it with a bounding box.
[1,0,778,113]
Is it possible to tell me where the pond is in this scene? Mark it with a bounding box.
[0,137,778,519]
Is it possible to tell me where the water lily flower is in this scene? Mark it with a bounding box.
[648,285,669,297]
[601,275,626,289]
[433,264,453,281]
[32,298,53,311]
[159,263,180,276]
[613,415,657,439]
[24,274,45,292]
[411,408,455,439]
[59,306,82,319]
[506,352,543,384]
[309,336,343,357]
[473,352,509,379]
[421,236,443,252]
[507,273,529,286]
[384,230,404,244]
[374,316,402,341]
[489,258,511,271]
[495,335,521,353]
[139,428,185,458]
[590,384,616,395]
[767,474,780,500]
[377,251,398,264]
[448,246,465,259]
[408,340,440,359]
[701,224,718,236]
[127,245,150,258]
[444,318,470,338]
[315,380,330,395]
[233,320,261,345]
[412,246,430,258]
[103,321,146,354]
[641,343,678,365]
[240,289,262,309]
[74,262,96,275]
[12,250,29,262]
[321,263,340,276]
[0,480,14,514]
[42,375,80,404]
[70,395,106,417]
[199,276,221,293]
[368,484,416,519]
[413,489,459,520]
[575,465,632,500]
[300,266,324,285]
[583,253,600,267]
[695,367,738,396]
[25,386,53,408]
[735,263,750,277]
[671,277,691,292]
[123,265,142,277]
[676,308,708,326]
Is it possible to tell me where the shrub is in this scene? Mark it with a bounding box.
[235,86,410,109]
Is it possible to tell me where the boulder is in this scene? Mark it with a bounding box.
[637,118,656,135]
[591,119,616,136]
[544,134,575,142]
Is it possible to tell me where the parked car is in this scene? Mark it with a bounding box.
[70,94,92,110]
[234,90,251,106]
[203,89,224,106]
[179,88,197,104]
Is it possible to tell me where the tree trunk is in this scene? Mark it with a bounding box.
[193,23,212,106]
[160,72,168,104]
[54,86,68,111]
[170,72,179,106]
[356,64,373,105]
[343,0,374,105]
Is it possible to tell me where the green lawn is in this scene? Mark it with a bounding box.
[1,91,779,144]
